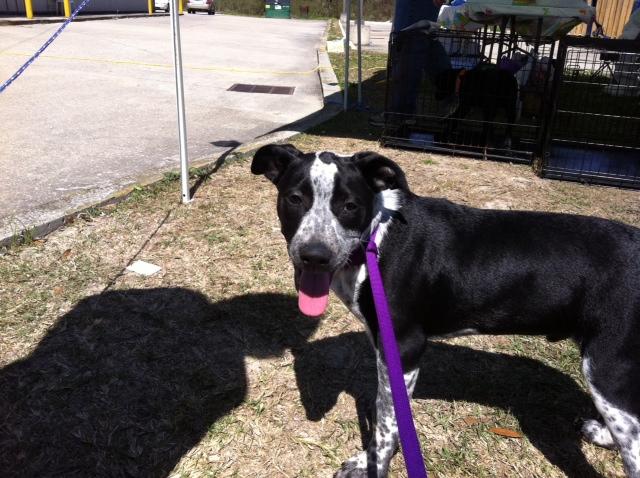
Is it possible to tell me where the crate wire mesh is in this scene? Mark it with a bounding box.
[382,19,557,164]
[542,37,640,188]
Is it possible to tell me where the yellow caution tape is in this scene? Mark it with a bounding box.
[0,50,332,76]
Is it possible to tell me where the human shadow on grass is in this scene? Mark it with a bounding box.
[0,288,317,478]
[294,332,605,478]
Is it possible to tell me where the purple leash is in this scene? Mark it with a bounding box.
[365,228,428,478]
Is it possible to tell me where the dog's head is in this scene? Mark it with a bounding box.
[251,144,408,317]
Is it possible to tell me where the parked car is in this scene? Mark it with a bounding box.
[154,0,170,12]
[187,0,215,14]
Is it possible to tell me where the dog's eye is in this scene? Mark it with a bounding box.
[344,201,359,212]
[287,193,303,205]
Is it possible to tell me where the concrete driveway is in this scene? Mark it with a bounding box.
[0,14,327,241]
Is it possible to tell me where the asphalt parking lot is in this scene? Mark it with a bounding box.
[0,14,326,240]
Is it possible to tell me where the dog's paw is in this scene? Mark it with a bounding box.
[581,418,617,449]
[334,451,369,478]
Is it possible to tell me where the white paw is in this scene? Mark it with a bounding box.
[334,451,369,478]
[582,418,617,449]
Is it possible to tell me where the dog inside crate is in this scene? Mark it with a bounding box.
[384,22,556,162]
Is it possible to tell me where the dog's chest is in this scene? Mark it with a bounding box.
[331,265,367,316]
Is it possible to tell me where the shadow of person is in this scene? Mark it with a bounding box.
[294,332,603,478]
[0,288,317,477]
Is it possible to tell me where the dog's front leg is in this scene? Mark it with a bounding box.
[335,351,420,478]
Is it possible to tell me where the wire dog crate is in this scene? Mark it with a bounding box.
[541,36,640,189]
[382,18,557,164]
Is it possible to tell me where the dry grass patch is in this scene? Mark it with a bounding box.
[0,135,638,477]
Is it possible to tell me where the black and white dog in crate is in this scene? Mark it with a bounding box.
[251,144,640,478]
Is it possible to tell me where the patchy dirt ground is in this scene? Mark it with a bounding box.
[1,129,638,477]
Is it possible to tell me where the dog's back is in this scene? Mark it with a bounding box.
[434,67,518,115]
[434,67,519,145]
[381,196,639,338]
[461,68,518,118]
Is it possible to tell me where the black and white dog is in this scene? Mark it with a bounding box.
[251,144,640,478]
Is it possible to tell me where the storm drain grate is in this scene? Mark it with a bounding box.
[228,83,295,95]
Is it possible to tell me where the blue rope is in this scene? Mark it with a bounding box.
[0,0,93,94]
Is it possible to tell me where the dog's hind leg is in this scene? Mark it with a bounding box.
[503,82,518,151]
[504,100,517,151]
[481,108,495,147]
[582,355,640,477]
[335,351,420,478]
[449,103,471,146]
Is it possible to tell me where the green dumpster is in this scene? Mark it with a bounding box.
[265,0,291,18]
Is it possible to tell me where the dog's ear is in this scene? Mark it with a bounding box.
[352,151,409,192]
[251,144,302,184]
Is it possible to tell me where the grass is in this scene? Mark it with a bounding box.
[1,33,639,478]
[4,221,38,249]
[328,50,388,105]
[304,50,388,144]
[326,17,342,41]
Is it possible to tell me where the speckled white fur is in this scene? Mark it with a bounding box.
[583,358,640,477]
[582,419,616,449]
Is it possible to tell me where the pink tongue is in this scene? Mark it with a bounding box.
[298,271,331,317]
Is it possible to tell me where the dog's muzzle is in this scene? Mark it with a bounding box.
[293,242,335,318]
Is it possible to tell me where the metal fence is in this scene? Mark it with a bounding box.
[541,36,640,188]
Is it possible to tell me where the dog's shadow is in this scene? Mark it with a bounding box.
[294,332,604,478]
[0,288,318,477]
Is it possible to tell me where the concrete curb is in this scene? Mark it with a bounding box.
[0,20,344,248]
[338,15,366,50]
[0,13,167,26]
[338,16,390,53]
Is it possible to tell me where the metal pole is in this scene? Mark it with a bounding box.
[343,0,351,111]
[586,0,597,36]
[170,0,191,203]
[356,0,362,106]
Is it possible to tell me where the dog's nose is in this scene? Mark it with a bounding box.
[300,243,332,268]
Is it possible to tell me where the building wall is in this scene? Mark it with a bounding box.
[0,0,148,14]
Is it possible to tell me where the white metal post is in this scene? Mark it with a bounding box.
[343,0,351,111]
[170,0,191,204]
[356,0,362,106]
